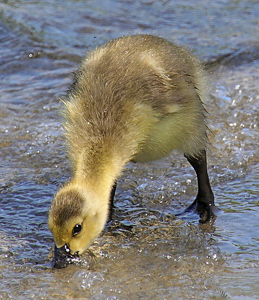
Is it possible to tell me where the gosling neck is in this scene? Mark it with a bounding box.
[71,149,126,206]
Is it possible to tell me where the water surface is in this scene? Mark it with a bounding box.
[0,0,258,299]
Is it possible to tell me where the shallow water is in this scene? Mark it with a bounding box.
[0,0,258,299]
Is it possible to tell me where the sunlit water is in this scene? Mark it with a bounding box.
[0,1,258,299]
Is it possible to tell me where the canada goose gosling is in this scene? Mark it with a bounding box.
[48,34,215,267]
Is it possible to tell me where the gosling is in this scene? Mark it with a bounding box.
[48,34,215,266]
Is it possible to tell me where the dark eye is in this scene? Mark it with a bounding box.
[72,224,82,236]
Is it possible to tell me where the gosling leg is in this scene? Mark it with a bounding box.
[184,150,215,223]
[108,182,117,222]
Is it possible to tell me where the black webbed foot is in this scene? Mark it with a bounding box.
[182,198,219,223]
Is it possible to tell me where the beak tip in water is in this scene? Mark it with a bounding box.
[52,244,80,269]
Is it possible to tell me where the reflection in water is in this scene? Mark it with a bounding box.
[0,0,258,299]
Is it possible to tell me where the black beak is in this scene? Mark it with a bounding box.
[53,244,80,269]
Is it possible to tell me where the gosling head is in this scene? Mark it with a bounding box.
[48,187,108,257]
